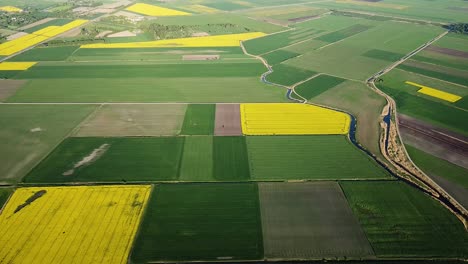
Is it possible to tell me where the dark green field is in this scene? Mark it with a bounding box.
[315,24,371,43]
[341,181,468,258]
[131,183,263,262]
[266,64,317,86]
[362,49,404,62]
[13,62,266,79]
[181,104,215,135]
[0,188,12,208]
[397,64,468,88]
[23,137,185,183]
[247,135,389,180]
[295,74,345,99]
[8,46,79,62]
[262,49,300,65]
[213,136,250,181]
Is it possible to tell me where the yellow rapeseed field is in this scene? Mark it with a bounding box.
[240,103,351,135]
[406,81,462,103]
[0,20,87,56]
[0,62,37,71]
[126,3,191,16]
[81,32,266,49]
[0,6,23,12]
[185,4,220,14]
[0,185,151,264]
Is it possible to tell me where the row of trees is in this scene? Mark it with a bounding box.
[444,23,468,34]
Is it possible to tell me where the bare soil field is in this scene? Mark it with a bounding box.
[0,80,26,102]
[74,104,187,137]
[399,114,468,169]
[426,46,468,58]
[107,31,137,38]
[17,18,56,31]
[214,104,242,136]
[259,182,374,259]
[6,32,28,41]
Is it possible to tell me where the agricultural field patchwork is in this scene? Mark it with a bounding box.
[0,185,151,263]
[126,3,191,17]
[241,103,350,135]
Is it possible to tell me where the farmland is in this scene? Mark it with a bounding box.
[130,183,263,262]
[0,185,151,263]
[1,0,468,262]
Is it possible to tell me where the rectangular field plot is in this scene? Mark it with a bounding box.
[341,181,468,257]
[75,104,187,137]
[23,137,185,183]
[181,104,215,135]
[213,136,251,181]
[241,103,350,135]
[0,105,96,183]
[130,183,263,262]
[7,77,287,103]
[179,136,213,181]
[259,182,374,259]
[295,74,346,100]
[0,185,151,264]
[247,135,389,180]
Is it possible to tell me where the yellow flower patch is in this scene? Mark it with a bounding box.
[0,185,151,264]
[0,6,23,12]
[240,103,351,135]
[81,32,266,49]
[0,62,37,70]
[406,81,462,103]
[126,3,191,16]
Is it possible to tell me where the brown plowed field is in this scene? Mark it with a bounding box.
[426,46,468,58]
[398,114,468,169]
[214,104,242,136]
[0,80,26,101]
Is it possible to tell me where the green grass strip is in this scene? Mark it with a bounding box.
[181,104,215,135]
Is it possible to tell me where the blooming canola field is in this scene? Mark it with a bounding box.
[0,62,37,70]
[0,6,22,12]
[406,81,462,103]
[0,185,151,264]
[240,103,351,135]
[81,32,266,49]
[0,20,88,56]
[126,3,191,16]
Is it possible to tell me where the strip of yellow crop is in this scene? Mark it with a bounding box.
[0,185,151,263]
[240,103,350,135]
[185,4,220,14]
[0,6,23,12]
[81,32,266,49]
[0,62,37,70]
[126,3,191,16]
[406,81,462,103]
[0,20,87,56]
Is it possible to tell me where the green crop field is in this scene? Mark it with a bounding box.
[259,182,374,259]
[8,46,79,62]
[0,105,96,183]
[6,77,287,103]
[131,183,263,262]
[13,62,266,79]
[246,135,389,180]
[266,64,316,86]
[23,137,185,183]
[341,181,468,258]
[405,145,468,188]
[295,74,345,100]
[181,104,215,135]
[179,136,214,181]
[0,188,12,208]
[262,49,300,65]
[213,136,250,181]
